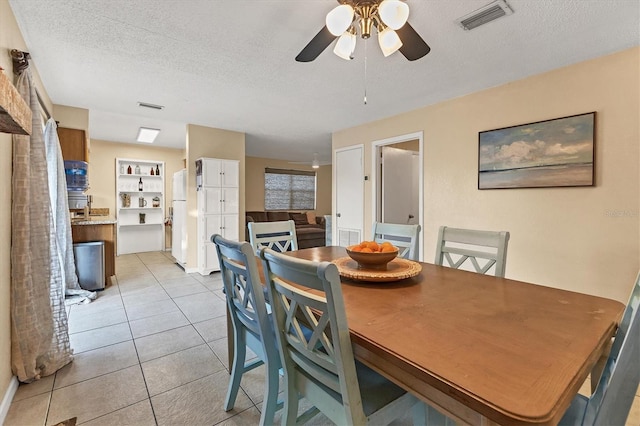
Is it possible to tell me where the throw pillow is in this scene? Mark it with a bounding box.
[306,211,317,225]
[291,213,308,226]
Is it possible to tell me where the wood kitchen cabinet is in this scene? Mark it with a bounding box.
[71,221,116,285]
[58,127,88,162]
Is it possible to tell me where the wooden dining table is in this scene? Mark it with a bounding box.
[279,246,624,426]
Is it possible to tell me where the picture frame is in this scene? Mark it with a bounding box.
[478,112,595,189]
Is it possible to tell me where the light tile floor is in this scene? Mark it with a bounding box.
[4,250,640,425]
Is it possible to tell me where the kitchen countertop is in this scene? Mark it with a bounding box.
[71,215,117,225]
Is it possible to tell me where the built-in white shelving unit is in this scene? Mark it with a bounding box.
[116,158,165,255]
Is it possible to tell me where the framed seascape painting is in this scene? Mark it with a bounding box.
[478,112,595,189]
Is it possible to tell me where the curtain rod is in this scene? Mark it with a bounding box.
[10,49,52,120]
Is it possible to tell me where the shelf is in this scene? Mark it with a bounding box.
[119,223,163,227]
[116,157,165,255]
[118,207,162,211]
[119,191,162,194]
[118,174,162,178]
[0,70,31,135]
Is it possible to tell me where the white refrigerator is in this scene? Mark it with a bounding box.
[171,169,187,264]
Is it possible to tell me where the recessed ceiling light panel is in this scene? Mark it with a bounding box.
[137,127,160,143]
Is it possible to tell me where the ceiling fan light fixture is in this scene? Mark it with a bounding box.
[333,30,357,60]
[378,0,410,30]
[295,0,430,63]
[312,153,320,169]
[326,4,355,36]
[378,27,403,57]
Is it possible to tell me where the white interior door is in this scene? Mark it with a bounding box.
[382,146,419,225]
[335,146,364,247]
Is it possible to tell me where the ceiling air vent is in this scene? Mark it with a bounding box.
[137,102,164,110]
[456,0,513,31]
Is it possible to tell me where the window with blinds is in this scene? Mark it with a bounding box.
[265,168,316,210]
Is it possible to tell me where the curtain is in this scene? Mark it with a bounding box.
[43,120,96,304]
[11,68,73,383]
[43,118,80,291]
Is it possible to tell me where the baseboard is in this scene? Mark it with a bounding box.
[0,376,18,423]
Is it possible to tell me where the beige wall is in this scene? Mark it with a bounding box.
[390,139,419,152]
[334,47,640,303]
[0,0,54,406]
[88,139,185,249]
[185,124,245,272]
[245,156,332,215]
[53,104,88,132]
[53,104,90,153]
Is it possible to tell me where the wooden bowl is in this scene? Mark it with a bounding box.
[346,246,399,270]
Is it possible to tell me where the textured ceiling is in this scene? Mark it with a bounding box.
[8,0,640,164]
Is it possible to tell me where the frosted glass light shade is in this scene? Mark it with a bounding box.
[326,5,355,36]
[333,31,357,60]
[378,27,403,57]
[137,127,160,143]
[378,28,402,57]
[378,0,409,30]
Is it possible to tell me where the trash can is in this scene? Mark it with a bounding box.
[73,241,105,291]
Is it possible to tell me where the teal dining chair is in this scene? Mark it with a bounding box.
[259,247,425,425]
[434,225,510,277]
[248,220,298,254]
[559,272,640,426]
[372,222,421,260]
[212,235,281,426]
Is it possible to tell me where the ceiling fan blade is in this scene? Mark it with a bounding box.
[397,21,431,61]
[295,26,337,62]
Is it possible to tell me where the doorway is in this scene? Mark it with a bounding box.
[372,132,424,260]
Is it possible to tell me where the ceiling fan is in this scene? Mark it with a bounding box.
[295,0,430,62]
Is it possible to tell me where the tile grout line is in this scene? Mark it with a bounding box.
[42,378,53,426]
[57,254,158,426]
[17,252,261,426]
[130,253,237,423]
[121,253,160,426]
[148,255,262,423]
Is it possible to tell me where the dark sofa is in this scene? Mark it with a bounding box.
[245,211,326,249]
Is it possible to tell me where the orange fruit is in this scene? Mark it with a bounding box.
[351,246,362,252]
[361,247,374,253]
[367,241,380,251]
[381,246,396,253]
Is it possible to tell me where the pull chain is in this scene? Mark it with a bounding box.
[363,39,368,105]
